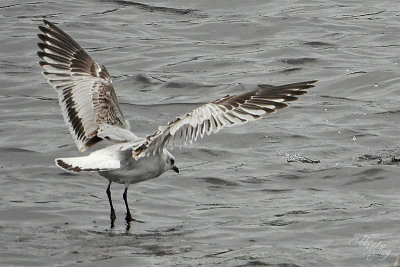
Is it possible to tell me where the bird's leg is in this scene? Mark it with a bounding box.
[123,187,133,223]
[106,181,116,228]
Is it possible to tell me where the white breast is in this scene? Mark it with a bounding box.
[99,153,166,185]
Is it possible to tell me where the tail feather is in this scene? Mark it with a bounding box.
[55,154,120,172]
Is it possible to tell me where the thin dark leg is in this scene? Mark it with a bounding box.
[106,181,116,228]
[123,187,133,223]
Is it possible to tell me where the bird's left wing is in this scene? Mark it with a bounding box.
[133,80,316,159]
[37,20,131,152]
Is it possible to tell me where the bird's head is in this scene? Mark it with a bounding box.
[164,150,179,173]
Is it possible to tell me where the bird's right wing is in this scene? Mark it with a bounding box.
[133,80,316,159]
[37,20,131,152]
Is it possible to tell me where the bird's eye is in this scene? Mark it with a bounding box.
[171,159,175,165]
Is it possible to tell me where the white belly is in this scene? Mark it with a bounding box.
[99,154,165,185]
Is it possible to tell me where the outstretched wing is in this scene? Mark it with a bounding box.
[37,20,130,152]
[132,80,316,158]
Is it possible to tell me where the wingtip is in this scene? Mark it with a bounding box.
[293,80,318,90]
[42,19,53,28]
[299,80,318,87]
[39,20,50,31]
[38,60,47,67]
[303,80,318,90]
[37,51,45,59]
[37,42,46,51]
[38,25,48,33]
[40,20,63,35]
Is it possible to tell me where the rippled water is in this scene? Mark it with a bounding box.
[1,0,400,266]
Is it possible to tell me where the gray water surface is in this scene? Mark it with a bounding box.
[1,0,400,266]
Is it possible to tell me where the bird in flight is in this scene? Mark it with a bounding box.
[37,20,316,228]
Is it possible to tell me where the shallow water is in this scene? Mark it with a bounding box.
[1,0,400,266]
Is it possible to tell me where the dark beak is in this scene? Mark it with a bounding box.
[172,166,179,173]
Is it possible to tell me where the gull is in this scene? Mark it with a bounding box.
[37,20,316,227]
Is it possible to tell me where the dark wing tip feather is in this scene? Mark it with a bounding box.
[37,42,46,50]
[37,51,67,63]
[38,25,49,33]
[258,80,317,89]
[56,159,82,172]
[41,20,60,33]
[43,19,52,26]
[85,136,103,148]
[38,20,82,51]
